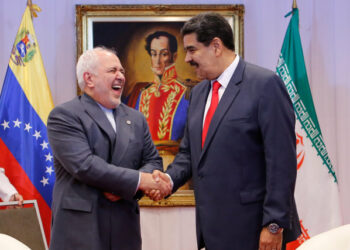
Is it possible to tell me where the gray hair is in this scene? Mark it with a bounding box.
[76,47,117,91]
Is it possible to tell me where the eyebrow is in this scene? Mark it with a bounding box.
[151,49,170,52]
[184,46,196,51]
[106,66,116,71]
[107,66,125,72]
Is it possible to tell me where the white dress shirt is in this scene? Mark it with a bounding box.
[97,103,117,132]
[203,55,240,126]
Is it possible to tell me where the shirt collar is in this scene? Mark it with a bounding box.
[211,54,240,89]
[96,102,114,114]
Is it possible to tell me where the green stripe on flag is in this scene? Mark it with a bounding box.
[276,8,337,182]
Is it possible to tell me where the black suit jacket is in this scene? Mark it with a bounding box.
[167,59,301,249]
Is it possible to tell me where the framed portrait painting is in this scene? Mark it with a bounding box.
[76,4,244,206]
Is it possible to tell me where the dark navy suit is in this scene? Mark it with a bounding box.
[167,59,301,249]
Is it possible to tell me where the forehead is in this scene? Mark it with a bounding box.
[183,33,199,48]
[96,51,122,67]
[150,36,170,49]
[96,50,117,60]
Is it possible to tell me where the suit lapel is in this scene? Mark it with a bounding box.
[81,94,116,146]
[111,104,130,165]
[199,59,246,162]
[191,80,211,165]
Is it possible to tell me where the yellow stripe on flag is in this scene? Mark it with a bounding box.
[8,7,53,125]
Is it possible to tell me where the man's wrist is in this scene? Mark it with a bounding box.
[266,223,283,234]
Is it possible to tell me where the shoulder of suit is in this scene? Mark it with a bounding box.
[244,61,276,78]
[191,79,210,92]
[242,62,285,94]
[119,103,144,117]
[49,96,82,116]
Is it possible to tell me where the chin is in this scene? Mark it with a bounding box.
[196,74,205,80]
[110,97,121,108]
[151,67,161,75]
[115,99,121,107]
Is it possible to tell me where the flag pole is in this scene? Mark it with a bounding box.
[27,0,33,19]
[26,0,41,19]
[293,0,297,9]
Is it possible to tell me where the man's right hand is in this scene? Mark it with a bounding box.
[103,192,121,202]
[139,171,172,201]
[149,170,173,201]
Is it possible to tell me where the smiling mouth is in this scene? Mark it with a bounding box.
[112,85,122,91]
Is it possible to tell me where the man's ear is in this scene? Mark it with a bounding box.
[83,72,94,88]
[211,37,223,56]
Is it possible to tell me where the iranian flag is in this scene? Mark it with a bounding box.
[276,6,342,249]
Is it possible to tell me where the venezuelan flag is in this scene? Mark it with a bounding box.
[0,6,54,244]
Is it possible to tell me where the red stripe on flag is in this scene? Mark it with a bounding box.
[0,139,52,244]
[286,220,310,250]
[286,239,302,250]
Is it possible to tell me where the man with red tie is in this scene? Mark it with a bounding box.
[153,12,301,250]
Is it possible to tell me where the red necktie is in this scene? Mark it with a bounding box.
[202,81,221,148]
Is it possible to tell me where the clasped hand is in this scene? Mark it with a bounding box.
[103,170,172,202]
[139,170,172,201]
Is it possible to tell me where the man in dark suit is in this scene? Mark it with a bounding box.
[47,47,171,250]
[152,12,301,250]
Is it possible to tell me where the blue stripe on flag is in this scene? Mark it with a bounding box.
[0,66,54,206]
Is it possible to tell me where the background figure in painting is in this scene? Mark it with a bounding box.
[127,31,190,156]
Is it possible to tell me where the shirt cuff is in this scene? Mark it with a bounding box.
[135,172,141,194]
[165,173,174,189]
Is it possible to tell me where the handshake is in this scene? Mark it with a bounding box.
[139,170,173,201]
[103,170,172,202]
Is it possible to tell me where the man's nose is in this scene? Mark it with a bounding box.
[184,52,191,63]
[156,54,161,64]
[116,71,125,81]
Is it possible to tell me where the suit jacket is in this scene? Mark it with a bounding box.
[47,94,162,250]
[167,59,301,250]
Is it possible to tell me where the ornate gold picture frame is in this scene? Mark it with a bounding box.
[76,4,244,206]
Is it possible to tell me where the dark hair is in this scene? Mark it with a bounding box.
[145,31,178,55]
[181,12,234,51]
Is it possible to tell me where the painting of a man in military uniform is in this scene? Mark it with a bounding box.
[127,31,189,145]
